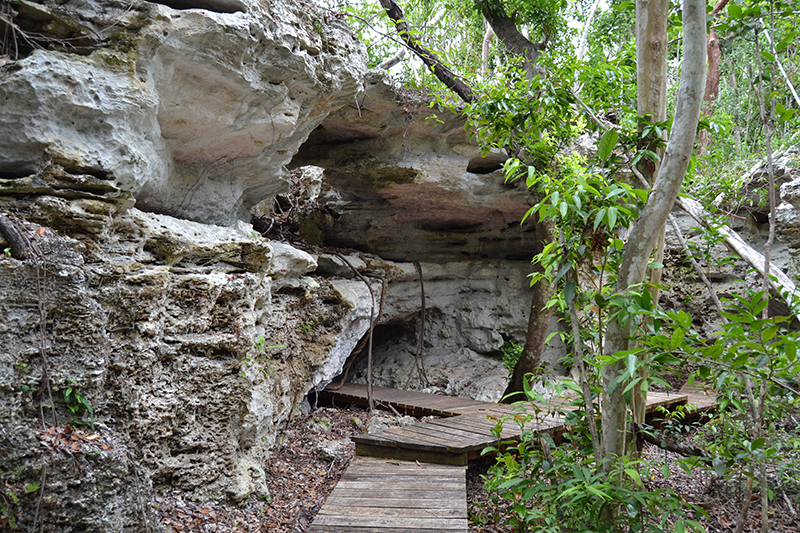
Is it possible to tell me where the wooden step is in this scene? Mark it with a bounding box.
[308,457,468,533]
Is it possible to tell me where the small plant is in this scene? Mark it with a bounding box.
[1,489,18,530]
[241,336,284,378]
[500,341,524,376]
[62,379,94,430]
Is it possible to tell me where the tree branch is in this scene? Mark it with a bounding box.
[377,0,475,103]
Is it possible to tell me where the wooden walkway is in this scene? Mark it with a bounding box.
[309,457,468,533]
[309,382,715,532]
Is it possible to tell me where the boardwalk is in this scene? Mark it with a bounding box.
[309,382,714,532]
[309,457,468,533]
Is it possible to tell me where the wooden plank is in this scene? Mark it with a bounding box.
[353,431,451,453]
[355,442,468,465]
[429,416,520,439]
[318,506,464,518]
[310,457,469,533]
[324,497,467,511]
[414,420,501,443]
[340,474,465,484]
[344,459,463,475]
[393,424,491,449]
[380,428,479,451]
[645,392,688,411]
[334,480,465,491]
[312,515,466,529]
[308,524,467,533]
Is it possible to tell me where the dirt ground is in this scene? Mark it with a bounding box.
[154,404,800,533]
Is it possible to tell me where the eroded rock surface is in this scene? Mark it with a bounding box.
[291,73,537,262]
[0,208,373,529]
[0,0,366,225]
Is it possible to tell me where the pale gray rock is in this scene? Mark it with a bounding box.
[0,0,367,225]
[343,259,568,403]
[315,438,352,461]
[267,241,318,278]
[0,209,369,527]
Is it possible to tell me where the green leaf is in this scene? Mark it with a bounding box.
[670,329,685,350]
[712,457,726,477]
[555,261,572,283]
[624,468,643,486]
[627,353,638,379]
[593,208,607,231]
[564,281,576,305]
[25,482,41,494]
[607,207,618,230]
[728,3,743,18]
[597,129,619,163]
[779,108,796,122]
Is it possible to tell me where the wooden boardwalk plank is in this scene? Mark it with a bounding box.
[321,383,497,416]
[309,458,467,533]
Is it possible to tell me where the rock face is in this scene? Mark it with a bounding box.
[661,146,800,334]
[0,0,370,528]
[0,0,366,225]
[0,209,370,529]
[291,73,537,262]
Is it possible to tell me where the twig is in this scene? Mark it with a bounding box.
[32,462,47,533]
[782,489,797,516]
[375,400,402,418]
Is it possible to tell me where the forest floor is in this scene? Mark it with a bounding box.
[154,403,800,533]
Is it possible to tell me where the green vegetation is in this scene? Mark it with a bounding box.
[333,0,800,529]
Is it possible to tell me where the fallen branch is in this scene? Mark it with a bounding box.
[633,422,708,459]
[675,195,799,315]
[0,213,31,260]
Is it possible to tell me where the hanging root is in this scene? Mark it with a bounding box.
[404,261,428,389]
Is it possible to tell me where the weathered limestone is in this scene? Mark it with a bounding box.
[0,208,372,529]
[0,0,366,225]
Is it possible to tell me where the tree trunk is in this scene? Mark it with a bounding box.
[602,0,707,464]
[478,0,545,78]
[503,219,554,402]
[631,0,668,428]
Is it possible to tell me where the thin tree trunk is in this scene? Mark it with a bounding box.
[576,0,603,62]
[503,219,554,402]
[481,21,493,77]
[730,66,743,153]
[631,0,669,430]
[602,0,707,464]
[569,269,603,461]
[754,23,774,533]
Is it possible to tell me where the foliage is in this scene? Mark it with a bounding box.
[61,379,94,431]
[500,341,524,375]
[482,385,705,533]
[640,290,800,491]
